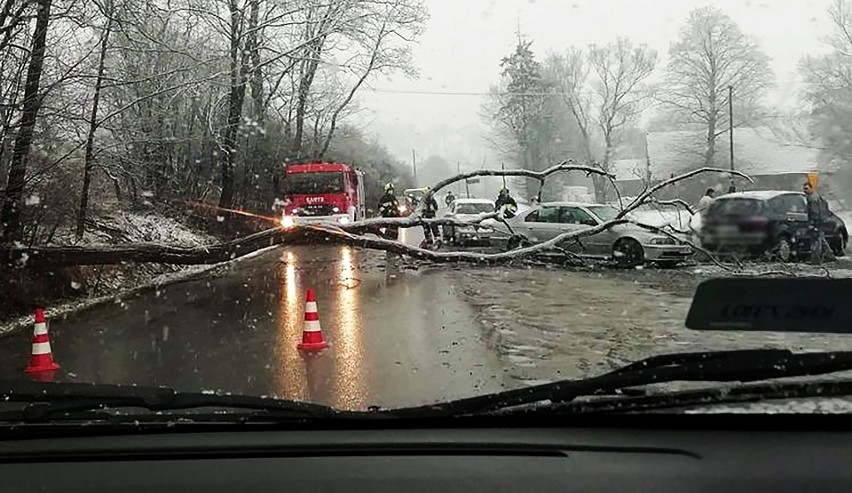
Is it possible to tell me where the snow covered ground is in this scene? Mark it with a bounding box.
[0,211,218,333]
[50,211,215,247]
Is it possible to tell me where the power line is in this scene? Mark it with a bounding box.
[363,87,593,97]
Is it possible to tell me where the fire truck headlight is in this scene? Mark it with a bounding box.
[338,216,350,225]
[280,215,295,229]
[332,207,340,213]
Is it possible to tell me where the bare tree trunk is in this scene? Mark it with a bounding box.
[247,0,267,205]
[596,132,614,202]
[705,118,717,167]
[1,0,52,243]
[219,0,248,210]
[292,39,322,156]
[77,0,114,240]
[705,91,718,167]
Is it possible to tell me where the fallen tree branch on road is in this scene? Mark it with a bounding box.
[1,217,631,268]
[648,197,695,216]
[428,160,615,196]
[3,165,766,272]
[619,167,754,219]
[2,228,283,269]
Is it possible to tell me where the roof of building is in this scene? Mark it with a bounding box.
[611,159,647,181]
[646,127,821,178]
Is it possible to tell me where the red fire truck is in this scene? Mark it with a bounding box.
[277,161,366,228]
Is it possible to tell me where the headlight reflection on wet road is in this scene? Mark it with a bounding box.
[273,246,366,410]
[330,246,366,410]
[274,250,308,402]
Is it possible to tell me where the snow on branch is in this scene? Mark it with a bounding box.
[618,167,754,219]
[428,160,615,195]
[4,166,769,272]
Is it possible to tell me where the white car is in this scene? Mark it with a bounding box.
[442,198,497,245]
[503,202,693,267]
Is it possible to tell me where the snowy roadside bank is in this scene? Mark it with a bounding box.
[0,210,279,337]
[0,242,283,338]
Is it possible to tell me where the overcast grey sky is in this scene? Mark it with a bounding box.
[356,0,832,166]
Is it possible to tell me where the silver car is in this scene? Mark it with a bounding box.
[504,202,693,267]
[442,198,497,245]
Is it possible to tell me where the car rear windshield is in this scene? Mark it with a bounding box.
[707,198,763,216]
[456,203,494,214]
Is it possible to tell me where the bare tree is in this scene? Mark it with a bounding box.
[545,49,593,162]
[1,0,52,242]
[800,0,852,166]
[661,6,773,166]
[588,38,656,173]
[316,0,425,158]
[76,0,115,239]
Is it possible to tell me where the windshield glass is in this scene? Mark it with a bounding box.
[285,173,344,195]
[456,203,494,214]
[4,0,852,420]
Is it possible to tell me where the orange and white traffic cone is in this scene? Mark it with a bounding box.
[25,308,60,375]
[297,289,328,351]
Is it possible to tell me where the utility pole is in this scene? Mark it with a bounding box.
[501,162,506,189]
[459,161,470,198]
[728,85,735,192]
[411,149,417,186]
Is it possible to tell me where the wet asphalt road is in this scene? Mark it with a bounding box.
[0,226,506,410]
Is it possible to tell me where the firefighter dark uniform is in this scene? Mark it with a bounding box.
[445,191,456,207]
[421,189,440,244]
[378,183,400,240]
[495,188,518,219]
[378,185,400,218]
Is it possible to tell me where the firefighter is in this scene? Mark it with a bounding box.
[420,187,441,247]
[378,182,400,240]
[495,188,518,219]
[445,190,456,207]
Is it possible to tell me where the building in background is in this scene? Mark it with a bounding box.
[619,127,839,207]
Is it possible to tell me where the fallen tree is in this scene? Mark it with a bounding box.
[2,165,757,270]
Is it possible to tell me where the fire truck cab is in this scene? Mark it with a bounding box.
[278,162,365,227]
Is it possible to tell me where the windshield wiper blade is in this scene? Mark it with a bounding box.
[0,381,354,422]
[532,378,852,415]
[388,349,852,417]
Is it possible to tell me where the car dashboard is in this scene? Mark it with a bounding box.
[3,419,852,492]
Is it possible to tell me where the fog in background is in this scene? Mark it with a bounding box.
[355,0,830,188]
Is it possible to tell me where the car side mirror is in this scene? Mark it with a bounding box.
[581,219,598,226]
